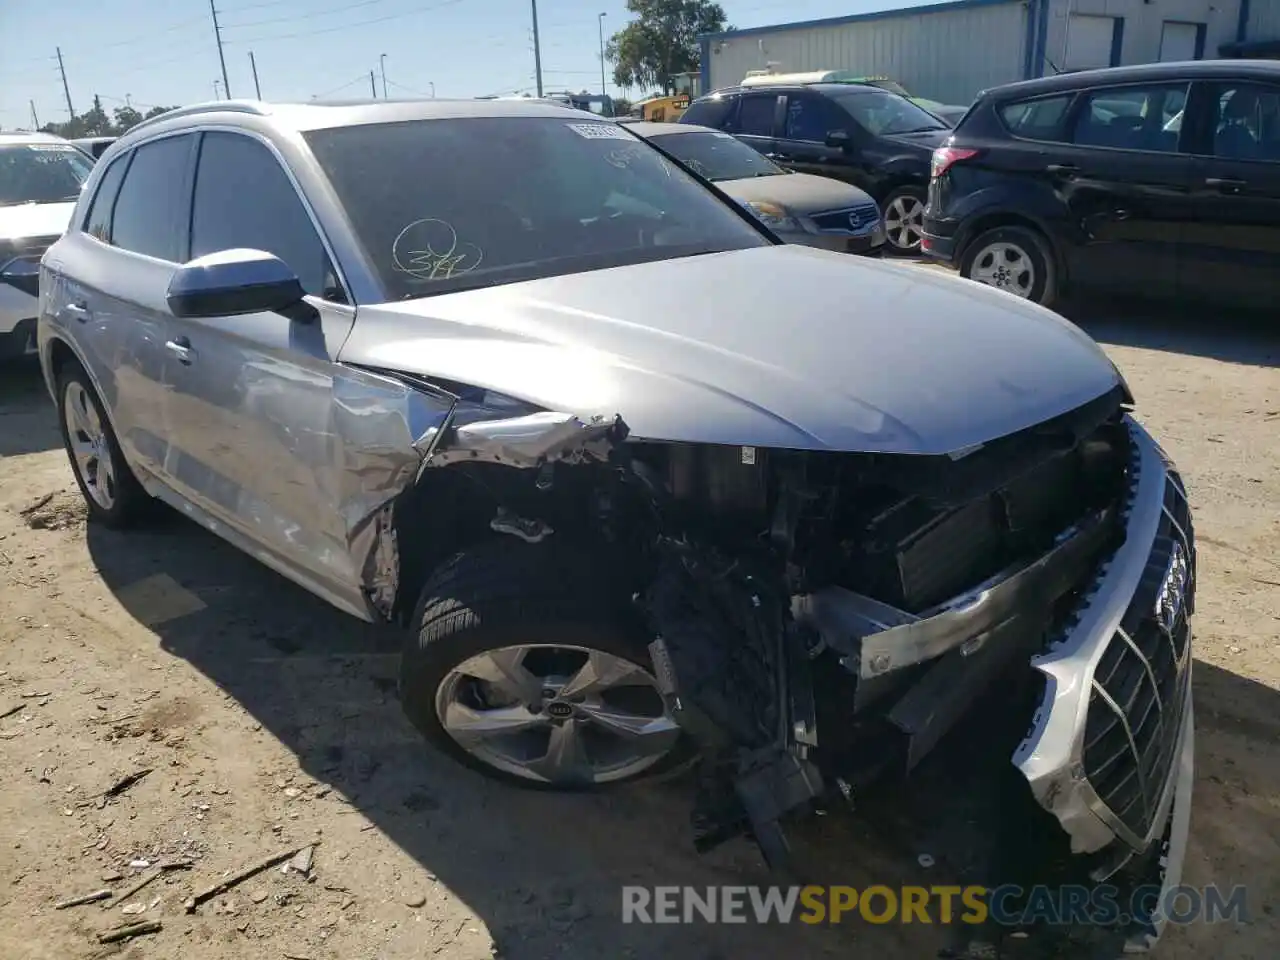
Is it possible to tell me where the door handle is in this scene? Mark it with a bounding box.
[1045,163,1079,175]
[1204,176,1246,191]
[164,337,195,365]
[62,301,91,322]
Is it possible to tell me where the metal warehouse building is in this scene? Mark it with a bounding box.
[699,0,1280,104]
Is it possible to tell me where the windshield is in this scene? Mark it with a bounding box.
[0,141,93,206]
[305,117,769,300]
[648,130,784,181]
[863,79,912,98]
[830,88,949,135]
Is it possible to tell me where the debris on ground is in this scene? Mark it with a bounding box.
[96,919,162,944]
[184,845,318,913]
[18,490,87,530]
[0,702,26,720]
[54,888,112,909]
[103,768,152,800]
[287,844,314,876]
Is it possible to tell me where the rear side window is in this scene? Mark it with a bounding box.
[732,95,778,136]
[681,97,735,129]
[82,153,130,243]
[110,134,195,261]
[783,94,849,141]
[999,94,1074,141]
[1070,83,1189,153]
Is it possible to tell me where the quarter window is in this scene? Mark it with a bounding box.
[110,134,194,261]
[1069,83,1189,153]
[999,94,1074,141]
[1209,83,1280,163]
[82,153,131,243]
[732,95,778,137]
[680,97,735,130]
[190,132,336,298]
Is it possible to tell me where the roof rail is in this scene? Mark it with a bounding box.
[127,100,269,136]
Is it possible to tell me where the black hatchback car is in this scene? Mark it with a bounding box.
[681,82,952,253]
[922,60,1280,308]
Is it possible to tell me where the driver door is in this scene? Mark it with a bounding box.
[160,130,363,605]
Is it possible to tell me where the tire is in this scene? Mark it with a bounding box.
[55,363,150,528]
[400,541,694,791]
[881,185,928,254]
[959,225,1058,307]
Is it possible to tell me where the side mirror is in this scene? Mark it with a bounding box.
[166,248,305,319]
[824,129,852,150]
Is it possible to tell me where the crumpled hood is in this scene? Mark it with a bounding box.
[0,202,75,244]
[342,245,1121,455]
[716,173,875,215]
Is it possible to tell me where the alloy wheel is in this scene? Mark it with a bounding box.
[63,380,116,511]
[434,643,681,786]
[969,241,1036,298]
[884,195,925,251]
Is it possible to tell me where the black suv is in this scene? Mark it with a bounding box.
[922,60,1280,308]
[681,82,952,253]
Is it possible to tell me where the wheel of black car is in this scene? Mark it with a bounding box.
[55,364,150,527]
[400,541,692,791]
[960,225,1057,306]
[881,185,927,253]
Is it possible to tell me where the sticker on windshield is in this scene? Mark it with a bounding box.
[565,122,632,141]
[27,143,77,152]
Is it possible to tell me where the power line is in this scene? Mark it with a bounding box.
[226,0,467,45]
[312,74,371,98]
[221,0,396,30]
[386,78,432,98]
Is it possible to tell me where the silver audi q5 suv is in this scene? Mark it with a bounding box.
[38,98,1195,953]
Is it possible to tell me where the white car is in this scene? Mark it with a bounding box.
[0,132,92,360]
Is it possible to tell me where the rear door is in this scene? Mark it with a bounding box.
[1179,79,1280,308]
[160,129,363,606]
[723,92,782,159]
[1048,80,1196,295]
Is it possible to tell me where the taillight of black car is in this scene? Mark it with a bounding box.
[930,146,980,179]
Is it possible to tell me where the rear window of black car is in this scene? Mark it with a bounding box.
[998,94,1074,141]
[681,97,735,129]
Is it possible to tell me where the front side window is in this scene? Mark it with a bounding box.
[828,88,949,136]
[732,95,779,136]
[999,94,1074,141]
[1070,83,1189,153]
[110,134,194,261]
[304,117,769,301]
[190,132,335,297]
[0,140,93,207]
[783,94,849,142]
[649,130,784,181]
[1209,82,1280,163]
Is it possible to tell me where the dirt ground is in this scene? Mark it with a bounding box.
[1,285,1278,960]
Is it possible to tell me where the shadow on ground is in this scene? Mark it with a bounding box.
[79,506,1280,960]
[1059,296,1280,369]
[0,359,58,457]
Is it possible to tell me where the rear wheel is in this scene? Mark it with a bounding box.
[55,365,150,527]
[882,186,927,253]
[960,225,1057,306]
[400,543,692,790]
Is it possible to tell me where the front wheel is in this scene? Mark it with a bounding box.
[400,543,692,790]
[881,186,927,253]
[959,225,1058,306]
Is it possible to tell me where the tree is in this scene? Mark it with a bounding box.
[605,0,728,95]
[111,105,143,133]
[37,100,179,139]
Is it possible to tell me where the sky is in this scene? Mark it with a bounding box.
[0,0,940,130]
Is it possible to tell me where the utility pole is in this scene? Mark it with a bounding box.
[369,71,377,98]
[30,100,40,130]
[380,53,388,98]
[214,79,222,99]
[210,0,231,99]
[597,12,608,97]
[249,51,262,99]
[55,47,74,119]
[530,0,544,98]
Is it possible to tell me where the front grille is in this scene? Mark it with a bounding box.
[811,203,879,233]
[1082,469,1194,842]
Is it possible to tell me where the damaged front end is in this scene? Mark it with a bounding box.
[337,365,1195,947]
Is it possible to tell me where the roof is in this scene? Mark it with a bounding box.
[0,131,69,144]
[976,59,1280,100]
[699,0,1018,42]
[120,96,595,144]
[622,121,716,138]
[696,81,902,101]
